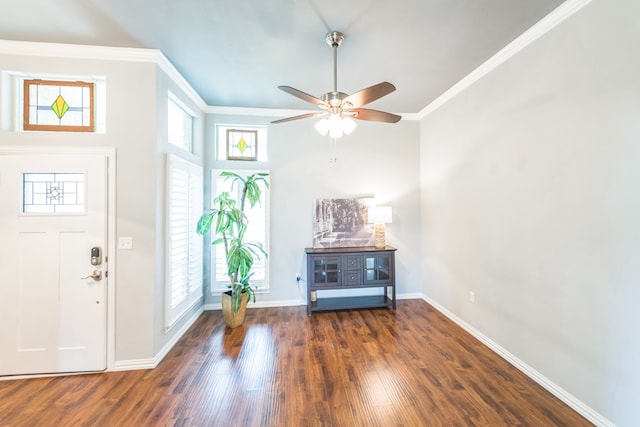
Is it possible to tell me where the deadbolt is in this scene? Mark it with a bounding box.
[91,246,102,266]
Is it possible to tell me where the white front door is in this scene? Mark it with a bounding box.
[0,152,108,376]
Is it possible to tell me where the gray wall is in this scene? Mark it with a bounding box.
[204,113,422,306]
[0,48,205,364]
[419,0,639,425]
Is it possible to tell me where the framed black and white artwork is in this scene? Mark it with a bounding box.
[312,197,375,248]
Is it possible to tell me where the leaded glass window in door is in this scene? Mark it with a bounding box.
[22,172,85,214]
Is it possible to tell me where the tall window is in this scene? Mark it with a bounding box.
[166,154,203,329]
[168,95,193,152]
[211,169,270,292]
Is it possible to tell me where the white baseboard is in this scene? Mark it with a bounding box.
[203,298,305,312]
[203,292,422,312]
[397,292,423,300]
[113,358,156,371]
[113,307,203,372]
[421,295,614,427]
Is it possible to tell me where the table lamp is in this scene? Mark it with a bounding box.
[368,206,392,249]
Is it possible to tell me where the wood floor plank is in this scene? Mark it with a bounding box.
[0,300,592,426]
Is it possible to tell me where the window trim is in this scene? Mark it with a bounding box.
[167,92,194,153]
[23,79,95,132]
[216,124,268,162]
[226,128,258,161]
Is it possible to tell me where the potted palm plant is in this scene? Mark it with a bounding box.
[197,171,269,328]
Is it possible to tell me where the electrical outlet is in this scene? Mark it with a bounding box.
[469,291,475,303]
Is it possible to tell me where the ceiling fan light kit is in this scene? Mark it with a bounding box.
[272,31,401,138]
[315,115,357,138]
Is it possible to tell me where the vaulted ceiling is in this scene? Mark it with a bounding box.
[0,0,565,115]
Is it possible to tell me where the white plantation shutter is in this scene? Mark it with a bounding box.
[187,169,203,296]
[167,154,203,328]
[212,169,269,291]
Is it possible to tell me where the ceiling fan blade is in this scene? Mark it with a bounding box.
[351,108,402,123]
[278,86,325,106]
[343,82,396,108]
[271,112,324,124]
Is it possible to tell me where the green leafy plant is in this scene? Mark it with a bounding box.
[197,172,269,314]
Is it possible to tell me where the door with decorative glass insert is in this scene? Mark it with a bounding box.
[0,152,107,376]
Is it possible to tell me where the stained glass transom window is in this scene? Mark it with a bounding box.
[23,80,95,132]
[216,125,267,161]
[226,129,258,161]
[22,173,85,214]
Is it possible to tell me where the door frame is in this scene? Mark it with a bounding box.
[0,146,117,376]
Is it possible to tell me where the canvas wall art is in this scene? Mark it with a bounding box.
[312,198,375,248]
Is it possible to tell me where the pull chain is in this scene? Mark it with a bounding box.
[329,137,338,163]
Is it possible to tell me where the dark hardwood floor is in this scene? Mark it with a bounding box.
[0,299,591,426]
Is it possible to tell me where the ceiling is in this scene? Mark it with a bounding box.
[0,0,565,116]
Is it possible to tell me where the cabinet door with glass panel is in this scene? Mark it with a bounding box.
[311,256,341,287]
[364,254,392,284]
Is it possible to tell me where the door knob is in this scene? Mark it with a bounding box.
[81,270,102,281]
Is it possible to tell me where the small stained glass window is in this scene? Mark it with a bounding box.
[23,79,95,132]
[22,173,85,214]
[226,129,258,161]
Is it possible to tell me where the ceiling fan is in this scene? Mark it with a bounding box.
[272,31,401,138]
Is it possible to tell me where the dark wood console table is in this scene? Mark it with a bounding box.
[305,246,397,316]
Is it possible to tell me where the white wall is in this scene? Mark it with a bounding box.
[204,113,422,307]
[419,0,640,425]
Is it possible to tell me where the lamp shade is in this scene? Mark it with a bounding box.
[314,118,330,136]
[368,206,392,224]
[342,117,357,135]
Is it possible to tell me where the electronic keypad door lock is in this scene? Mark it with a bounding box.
[91,246,102,266]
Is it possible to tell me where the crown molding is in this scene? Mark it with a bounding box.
[418,0,592,119]
[156,54,207,111]
[1,39,419,120]
[206,105,419,122]
[0,39,206,111]
[0,39,160,62]
[399,113,420,121]
[3,0,589,128]
[206,105,314,117]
